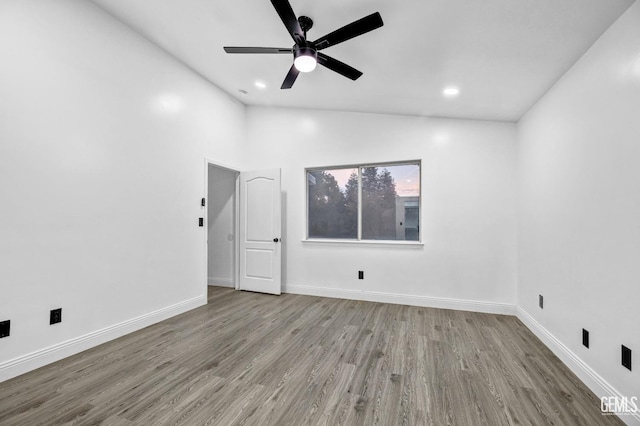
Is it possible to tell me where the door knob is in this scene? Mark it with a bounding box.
[273,238,280,243]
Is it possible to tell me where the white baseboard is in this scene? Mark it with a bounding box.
[285,284,516,315]
[208,277,234,287]
[0,295,206,383]
[517,307,640,425]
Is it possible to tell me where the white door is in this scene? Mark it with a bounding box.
[239,169,282,295]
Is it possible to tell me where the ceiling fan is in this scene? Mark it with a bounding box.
[224,0,384,89]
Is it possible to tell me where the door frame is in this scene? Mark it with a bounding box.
[204,158,241,291]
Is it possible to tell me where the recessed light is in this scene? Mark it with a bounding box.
[443,86,460,97]
[254,81,267,89]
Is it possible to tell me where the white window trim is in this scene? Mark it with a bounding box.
[302,238,424,248]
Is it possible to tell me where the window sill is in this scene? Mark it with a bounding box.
[302,239,424,248]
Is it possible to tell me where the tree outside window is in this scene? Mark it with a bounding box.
[307,162,420,241]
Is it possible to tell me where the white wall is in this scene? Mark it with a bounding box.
[6,0,633,408]
[207,165,237,287]
[245,107,517,311]
[518,0,640,404]
[0,0,245,380]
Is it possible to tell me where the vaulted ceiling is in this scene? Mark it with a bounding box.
[90,0,634,122]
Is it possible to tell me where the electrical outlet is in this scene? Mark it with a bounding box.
[50,308,62,325]
[0,320,10,338]
[582,329,589,348]
[198,218,204,227]
[358,271,364,280]
[622,345,632,371]
[539,295,544,309]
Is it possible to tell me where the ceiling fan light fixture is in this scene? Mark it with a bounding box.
[294,47,317,73]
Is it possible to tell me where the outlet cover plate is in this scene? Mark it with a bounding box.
[50,308,62,325]
[0,320,10,338]
[622,345,632,371]
[582,329,589,348]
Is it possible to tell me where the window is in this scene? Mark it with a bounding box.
[306,161,420,241]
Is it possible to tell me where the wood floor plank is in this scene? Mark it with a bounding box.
[0,286,624,426]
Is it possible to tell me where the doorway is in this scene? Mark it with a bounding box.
[205,160,283,295]
[206,162,240,289]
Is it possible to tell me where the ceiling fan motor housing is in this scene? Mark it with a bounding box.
[294,45,317,60]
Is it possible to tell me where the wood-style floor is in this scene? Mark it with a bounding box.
[0,287,621,425]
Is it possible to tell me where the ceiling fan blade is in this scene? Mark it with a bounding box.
[314,12,383,51]
[271,0,304,43]
[281,64,300,89]
[317,53,363,80]
[224,47,292,54]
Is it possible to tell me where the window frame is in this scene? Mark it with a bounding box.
[304,160,422,245]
